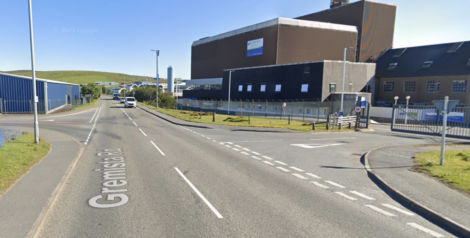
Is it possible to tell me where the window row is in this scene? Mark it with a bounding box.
[237,84,309,93]
[383,80,467,93]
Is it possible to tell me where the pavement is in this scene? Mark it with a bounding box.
[365,144,470,237]
[1,101,470,237]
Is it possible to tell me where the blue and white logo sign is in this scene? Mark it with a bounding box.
[247,38,263,57]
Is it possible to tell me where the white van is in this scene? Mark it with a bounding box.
[125,97,136,108]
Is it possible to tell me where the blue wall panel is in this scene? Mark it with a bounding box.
[0,74,45,113]
[71,85,80,100]
[47,82,69,111]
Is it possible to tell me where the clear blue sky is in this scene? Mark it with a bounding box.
[1,0,468,79]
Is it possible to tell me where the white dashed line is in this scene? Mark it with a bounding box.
[235,145,242,148]
[225,145,231,148]
[150,141,165,156]
[132,121,138,127]
[174,167,223,219]
[219,142,225,145]
[206,137,211,140]
[382,204,414,216]
[227,142,233,145]
[335,192,357,201]
[232,148,241,151]
[251,156,262,160]
[365,205,396,216]
[290,166,304,172]
[242,148,251,152]
[262,156,273,160]
[251,152,261,155]
[276,167,290,172]
[406,223,443,238]
[128,117,133,121]
[263,161,274,166]
[306,173,321,179]
[311,181,329,189]
[212,140,217,142]
[274,161,287,165]
[292,173,308,180]
[350,191,375,200]
[139,128,147,137]
[326,181,345,188]
[241,152,250,156]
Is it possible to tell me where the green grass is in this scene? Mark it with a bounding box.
[3,70,166,86]
[415,150,470,194]
[0,133,51,195]
[72,98,99,111]
[141,102,350,132]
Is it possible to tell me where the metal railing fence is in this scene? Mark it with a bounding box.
[391,105,470,139]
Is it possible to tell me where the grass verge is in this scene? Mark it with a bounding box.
[72,99,99,111]
[141,102,352,132]
[0,133,51,195]
[414,150,470,194]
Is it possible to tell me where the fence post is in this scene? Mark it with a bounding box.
[213,112,216,122]
[249,115,250,124]
[30,100,32,114]
[265,100,268,118]
[303,101,305,122]
[391,105,397,131]
[326,114,330,130]
[312,122,316,130]
[288,114,290,125]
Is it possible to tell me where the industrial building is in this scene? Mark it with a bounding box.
[0,73,80,114]
[191,0,396,80]
[375,41,470,106]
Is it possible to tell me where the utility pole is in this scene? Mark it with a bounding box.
[151,50,160,108]
[28,0,39,144]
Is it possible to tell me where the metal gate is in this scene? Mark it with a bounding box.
[391,105,470,139]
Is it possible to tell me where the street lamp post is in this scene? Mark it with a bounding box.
[394,96,399,105]
[340,47,354,116]
[227,71,232,114]
[28,0,39,144]
[151,50,159,108]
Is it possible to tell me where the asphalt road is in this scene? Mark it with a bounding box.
[0,98,458,237]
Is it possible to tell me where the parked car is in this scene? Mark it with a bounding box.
[120,98,125,103]
[125,97,136,108]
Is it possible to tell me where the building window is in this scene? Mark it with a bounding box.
[275,84,282,92]
[447,42,463,53]
[301,84,308,93]
[452,80,467,93]
[393,48,406,58]
[304,66,310,74]
[260,84,266,92]
[383,82,394,92]
[427,81,440,92]
[422,61,433,68]
[247,85,252,92]
[330,83,336,93]
[388,63,398,70]
[238,85,243,92]
[404,81,416,92]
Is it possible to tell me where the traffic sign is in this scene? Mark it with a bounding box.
[354,106,362,113]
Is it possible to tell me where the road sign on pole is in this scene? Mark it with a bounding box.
[354,106,362,113]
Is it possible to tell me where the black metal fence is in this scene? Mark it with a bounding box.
[391,105,470,139]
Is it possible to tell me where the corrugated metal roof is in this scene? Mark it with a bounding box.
[0,72,80,86]
[192,17,357,46]
[375,41,470,78]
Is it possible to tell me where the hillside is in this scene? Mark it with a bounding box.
[2,70,167,85]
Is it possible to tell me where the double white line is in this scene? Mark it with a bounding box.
[85,107,102,145]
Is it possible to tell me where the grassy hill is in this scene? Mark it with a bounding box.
[2,70,167,85]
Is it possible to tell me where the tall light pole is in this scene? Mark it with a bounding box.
[151,50,159,108]
[28,0,39,144]
[340,47,354,116]
[227,71,232,114]
[394,96,399,105]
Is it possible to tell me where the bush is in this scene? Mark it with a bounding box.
[223,117,248,122]
[81,84,101,100]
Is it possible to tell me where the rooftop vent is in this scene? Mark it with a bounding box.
[388,63,398,70]
[447,42,463,53]
[392,48,407,58]
[422,61,433,69]
[330,0,349,9]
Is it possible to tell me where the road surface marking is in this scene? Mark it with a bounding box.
[382,204,414,216]
[225,145,231,148]
[311,181,329,189]
[291,143,343,149]
[274,161,287,165]
[292,173,308,180]
[335,192,357,201]
[133,121,138,127]
[276,167,290,172]
[309,137,355,141]
[89,108,99,123]
[290,166,304,172]
[326,181,345,188]
[306,173,321,179]
[212,140,217,142]
[242,148,251,152]
[232,148,241,152]
[251,151,261,155]
[174,167,223,219]
[128,117,132,121]
[350,191,375,200]
[241,152,250,156]
[219,142,225,145]
[150,141,165,156]
[251,156,262,160]
[139,128,147,137]
[365,205,396,216]
[85,107,102,145]
[206,137,211,140]
[406,223,443,238]
[263,161,274,166]
[227,142,233,145]
[235,145,242,148]
[262,156,273,160]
